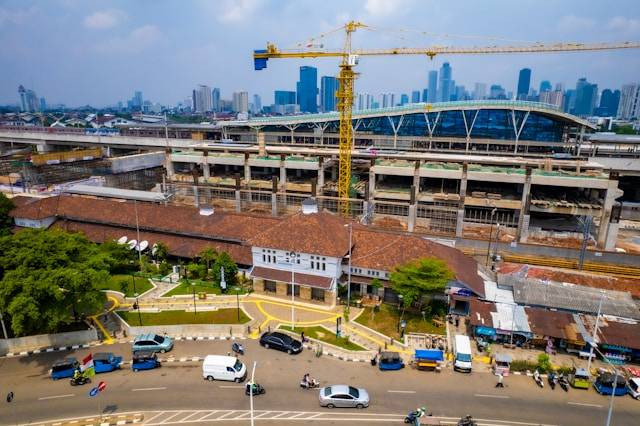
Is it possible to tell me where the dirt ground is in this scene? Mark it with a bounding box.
[498,262,640,298]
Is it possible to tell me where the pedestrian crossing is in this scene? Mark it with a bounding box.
[142,410,405,424]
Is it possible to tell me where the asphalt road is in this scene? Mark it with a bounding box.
[0,340,638,425]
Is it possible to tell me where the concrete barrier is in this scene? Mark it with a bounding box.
[0,327,98,355]
[113,312,255,338]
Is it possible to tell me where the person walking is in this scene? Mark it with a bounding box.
[495,372,504,388]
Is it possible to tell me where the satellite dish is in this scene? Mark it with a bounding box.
[139,240,149,251]
[127,239,137,250]
[117,236,128,245]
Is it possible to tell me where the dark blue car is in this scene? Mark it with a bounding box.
[50,358,79,380]
[378,351,405,371]
[132,351,161,372]
[594,373,628,396]
[94,352,123,373]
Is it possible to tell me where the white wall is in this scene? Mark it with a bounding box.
[251,246,342,281]
[14,216,55,229]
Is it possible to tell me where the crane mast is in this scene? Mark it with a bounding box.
[253,22,640,217]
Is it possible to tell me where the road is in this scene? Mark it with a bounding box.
[0,339,638,425]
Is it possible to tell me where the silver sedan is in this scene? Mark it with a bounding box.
[319,385,370,409]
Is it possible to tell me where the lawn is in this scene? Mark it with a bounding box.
[279,325,367,351]
[162,280,248,297]
[98,274,154,297]
[354,303,446,339]
[117,308,250,326]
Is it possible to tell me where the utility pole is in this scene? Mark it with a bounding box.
[578,216,592,270]
[249,361,257,426]
[587,292,605,374]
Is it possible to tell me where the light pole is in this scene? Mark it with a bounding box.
[234,286,241,322]
[588,341,619,426]
[191,279,197,317]
[289,252,298,329]
[0,309,8,339]
[344,223,353,309]
[587,291,605,374]
[134,292,142,326]
[249,361,257,426]
[485,207,498,267]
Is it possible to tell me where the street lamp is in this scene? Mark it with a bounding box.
[288,251,299,329]
[587,291,605,374]
[397,294,404,331]
[485,208,498,267]
[588,341,619,426]
[191,279,197,317]
[134,292,142,326]
[343,223,353,310]
[234,286,241,322]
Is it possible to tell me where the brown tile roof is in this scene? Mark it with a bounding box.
[8,195,61,220]
[469,299,495,327]
[351,227,484,296]
[525,307,581,341]
[52,221,252,265]
[248,211,350,257]
[250,266,334,290]
[596,318,640,350]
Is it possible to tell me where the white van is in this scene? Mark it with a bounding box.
[454,335,473,373]
[202,355,247,382]
[628,377,640,399]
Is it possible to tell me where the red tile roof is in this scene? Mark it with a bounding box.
[250,266,334,290]
[525,307,581,341]
[468,299,495,327]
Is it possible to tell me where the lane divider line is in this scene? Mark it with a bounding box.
[131,387,167,392]
[38,394,75,400]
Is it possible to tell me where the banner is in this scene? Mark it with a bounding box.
[81,353,95,378]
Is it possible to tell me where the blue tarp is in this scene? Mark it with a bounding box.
[475,326,497,337]
[415,349,444,361]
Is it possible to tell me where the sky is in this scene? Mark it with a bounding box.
[1,0,640,107]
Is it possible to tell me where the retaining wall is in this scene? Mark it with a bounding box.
[0,327,98,355]
[114,313,255,338]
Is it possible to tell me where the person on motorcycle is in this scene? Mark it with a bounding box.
[413,407,427,426]
[73,368,81,381]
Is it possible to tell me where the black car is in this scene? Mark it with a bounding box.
[259,331,303,354]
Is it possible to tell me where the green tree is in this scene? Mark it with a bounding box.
[389,257,454,310]
[614,124,637,135]
[158,261,170,276]
[154,242,169,261]
[0,193,15,236]
[187,262,206,280]
[212,251,238,290]
[199,247,217,279]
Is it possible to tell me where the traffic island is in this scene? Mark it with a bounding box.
[279,325,367,351]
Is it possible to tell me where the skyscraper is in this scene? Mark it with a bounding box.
[427,70,438,102]
[274,90,296,106]
[212,88,221,112]
[132,91,143,111]
[320,76,338,112]
[421,89,428,102]
[400,94,409,105]
[382,93,395,108]
[618,84,640,119]
[252,94,262,114]
[232,91,249,113]
[18,85,27,112]
[18,85,40,112]
[572,78,597,116]
[438,63,452,102]
[411,91,421,104]
[39,97,46,111]
[596,89,620,116]
[297,66,318,113]
[563,89,576,113]
[517,68,531,100]
[473,83,486,100]
[194,85,212,113]
[539,80,552,93]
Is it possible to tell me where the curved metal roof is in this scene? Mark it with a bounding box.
[221,100,596,129]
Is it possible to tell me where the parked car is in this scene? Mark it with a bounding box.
[319,385,370,409]
[50,358,79,380]
[132,351,161,372]
[378,351,404,371]
[93,352,123,373]
[132,333,173,353]
[594,373,628,396]
[259,331,302,354]
[627,377,640,399]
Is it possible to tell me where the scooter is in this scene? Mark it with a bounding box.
[69,375,91,386]
[300,378,319,389]
[533,370,544,388]
[548,371,557,390]
[245,383,266,396]
[404,408,432,424]
[457,415,478,426]
[558,374,569,392]
[232,342,245,355]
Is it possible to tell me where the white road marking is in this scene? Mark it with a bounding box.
[193,411,220,422]
[387,390,416,394]
[157,412,181,424]
[215,411,238,420]
[38,394,75,400]
[218,385,243,388]
[568,402,603,408]
[131,387,167,392]
[474,394,510,399]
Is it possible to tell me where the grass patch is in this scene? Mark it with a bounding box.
[98,274,153,297]
[162,280,249,297]
[117,308,250,326]
[354,303,446,339]
[279,325,367,351]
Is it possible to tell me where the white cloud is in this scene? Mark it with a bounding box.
[0,5,38,27]
[218,0,263,23]
[97,25,163,54]
[84,9,126,30]
[556,15,595,32]
[364,0,413,17]
[607,16,640,34]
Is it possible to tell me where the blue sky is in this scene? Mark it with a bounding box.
[1,0,639,107]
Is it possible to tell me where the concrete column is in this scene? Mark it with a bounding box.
[165,151,175,178]
[244,153,251,183]
[455,209,465,238]
[331,165,337,181]
[597,176,620,248]
[104,146,112,157]
[605,223,619,251]
[408,184,417,232]
[280,155,286,191]
[360,283,367,295]
[202,162,210,180]
[413,161,421,193]
[193,185,199,208]
[317,158,324,196]
[517,167,533,243]
[368,167,376,201]
[235,175,242,213]
[271,176,278,217]
[455,163,468,238]
[257,131,266,157]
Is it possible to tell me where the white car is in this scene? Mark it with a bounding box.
[628,378,640,399]
[319,385,369,409]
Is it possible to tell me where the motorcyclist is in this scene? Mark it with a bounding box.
[302,373,310,386]
[73,368,81,381]
[410,406,427,426]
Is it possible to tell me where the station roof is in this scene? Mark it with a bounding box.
[64,184,168,203]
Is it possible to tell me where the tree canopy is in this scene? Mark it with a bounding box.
[212,251,238,290]
[389,257,454,308]
[0,193,14,236]
[0,229,124,337]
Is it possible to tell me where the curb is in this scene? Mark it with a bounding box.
[4,342,98,358]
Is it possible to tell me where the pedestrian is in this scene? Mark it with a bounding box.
[455,316,460,327]
[301,331,305,343]
[495,372,504,388]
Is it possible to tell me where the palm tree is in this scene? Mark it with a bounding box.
[199,247,217,279]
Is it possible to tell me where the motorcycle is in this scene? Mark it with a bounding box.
[558,374,569,392]
[533,369,544,388]
[548,371,557,390]
[404,408,431,424]
[245,383,266,396]
[232,342,245,355]
[300,378,319,389]
[458,415,478,426]
[69,375,91,386]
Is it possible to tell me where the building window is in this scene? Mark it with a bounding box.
[311,288,325,301]
[264,280,276,293]
[322,263,326,271]
[262,254,266,262]
[311,261,315,269]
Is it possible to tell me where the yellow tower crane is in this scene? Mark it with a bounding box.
[253,22,640,217]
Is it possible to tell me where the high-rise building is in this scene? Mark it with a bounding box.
[428,70,438,102]
[18,85,27,112]
[39,97,46,111]
[539,80,552,93]
[421,89,428,102]
[618,83,640,119]
[357,93,373,110]
[132,91,143,111]
[473,83,486,100]
[411,91,421,104]
[563,89,576,113]
[18,85,40,113]
[252,94,262,114]
[595,89,620,117]
[297,66,318,113]
[320,76,338,112]
[489,84,506,99]
[274,90,296,106]
[212,88,221,112]
[194,85,212,113]
[381,93,395,108]
[572,78,598,116]
[400,94,409,105]
[517,68,531,100]
[232,91,249,113]
[548,90,564,110]
[438,63,452,102]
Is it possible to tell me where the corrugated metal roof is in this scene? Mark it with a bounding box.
[66,185,167,202]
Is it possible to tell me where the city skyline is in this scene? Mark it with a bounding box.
[1,0,639,107]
